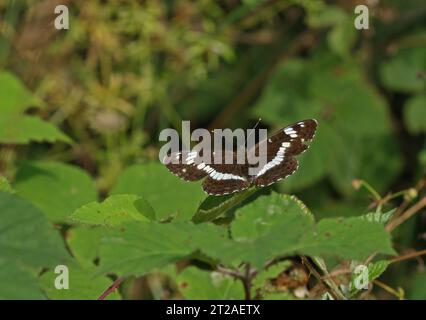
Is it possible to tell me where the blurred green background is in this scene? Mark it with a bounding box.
[0,0,425,299]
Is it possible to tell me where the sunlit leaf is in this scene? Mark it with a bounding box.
[0,115,72,144]
[112,163,206,221]
[70,194,154,226]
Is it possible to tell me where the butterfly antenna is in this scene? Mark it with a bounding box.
[245,118,261,146]
[235,118,261,152]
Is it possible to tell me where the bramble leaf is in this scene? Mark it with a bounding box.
[70,194,155,226]
[39,262,120,300]
[111,163,206,221]
[0,192,69,269]
[14,162,97,222]
[176,267,244,300]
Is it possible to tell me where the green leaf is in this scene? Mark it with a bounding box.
[327,18,357,57]
[361,209,395,225]
[39,263,120,300]
[404,94,426,134]
[206,193,395,268]
[67,227,103,267]
[0,115,72,144]
[0,192,69,269]
[70,194,154,226]
[192,187,257,223]
[231,194,313,241]
[307,6,347,27]
[349,260,390,297]
[111,163,206,220]
[0,261,45,299]
[380,47,426,93]
[0,176,14,193]
[301,218,394,260]
[176,267,244,300]
[0,71,43,115]
[253,53,396,194]
[99,193,395,275]
[14,162,98,222]
[99,222,226,276]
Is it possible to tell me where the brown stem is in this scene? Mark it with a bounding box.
[242,263,252,300]
[390,249,426,264]
[301,256,346,300]
[97,277,123,300]
[386,196,426,232]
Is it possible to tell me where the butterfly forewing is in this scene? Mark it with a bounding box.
[163,151,208,181]
[250,119,317,185]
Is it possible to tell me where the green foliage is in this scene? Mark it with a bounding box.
[0,176,14,193]
[0,71,42,114]
[112,163,206,221]
[0,115,72,145]
[0,72,70,144]
[380,47,426,93]
[39,263,120,300]
[0,192,69,269]
[0,192,69,298]
[408,272,426,299]
[361,209,395,225]
[70,194,155,226]
[176,267,244,300]
[66,227,103,267]
[252,54,400,194]
[0,0,424,300]
[0,261,45,299]
[404,95,426,134]
[14,162,98,222]
[349,260,390,298]
[98,193,394,276]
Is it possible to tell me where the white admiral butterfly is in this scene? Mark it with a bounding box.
[163,119,317,196]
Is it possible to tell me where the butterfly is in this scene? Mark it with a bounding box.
[162,119,317,196]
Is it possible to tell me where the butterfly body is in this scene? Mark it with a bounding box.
[163,119,317,196]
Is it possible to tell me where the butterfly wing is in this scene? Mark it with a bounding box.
[250,119,317,187]
[163,150,250,195]
[163,150,208,181]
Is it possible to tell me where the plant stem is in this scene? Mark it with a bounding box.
[97,277,123,300]
[301,256,347,300]
[386,196,426,232]
[242,263,252,300]
[390,249,426,264]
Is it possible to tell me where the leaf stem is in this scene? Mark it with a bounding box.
[97,277,123,300]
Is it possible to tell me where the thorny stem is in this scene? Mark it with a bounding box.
[97,277,123,300]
